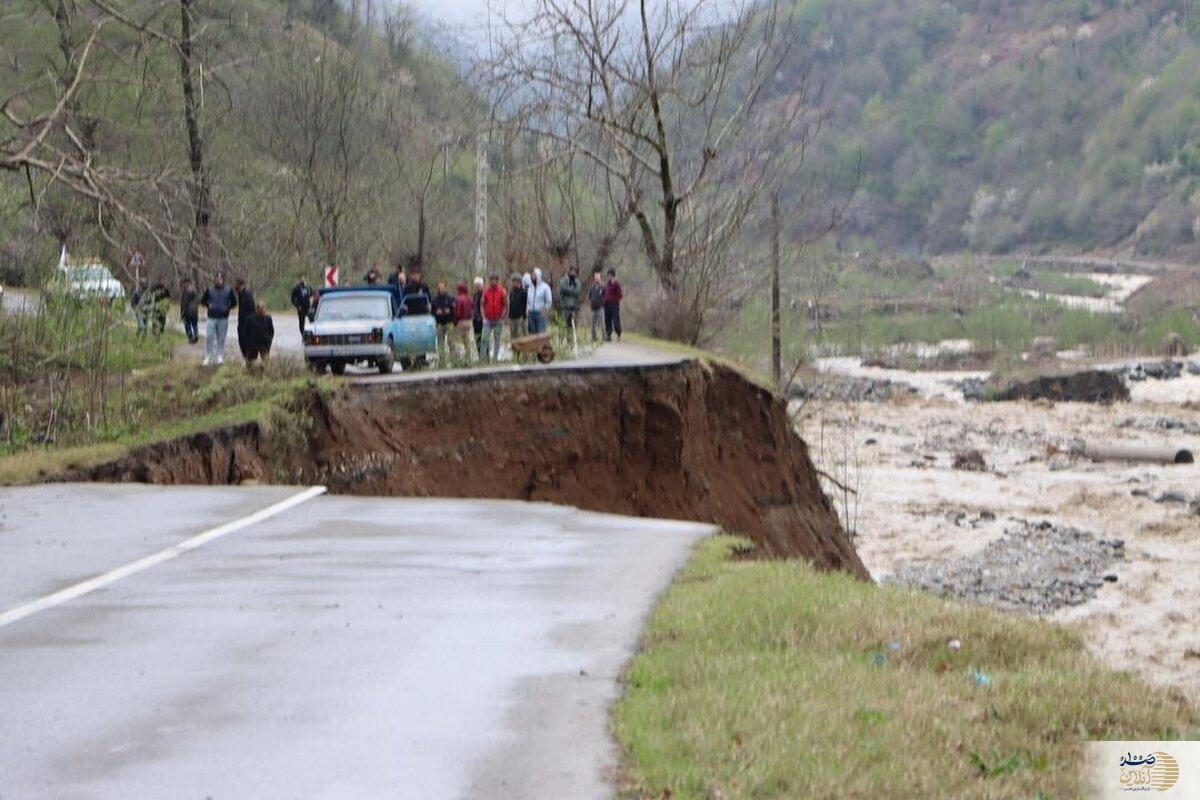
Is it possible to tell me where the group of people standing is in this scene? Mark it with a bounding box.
[131,272,275,366]
[288,261,626,366]
[417,266,623,364]
[129,276,171,337]
[127,257,625,370]
[195,274,275,366]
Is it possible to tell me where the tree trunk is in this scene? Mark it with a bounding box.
[180,0,212,282]
[416,193,426,267]
[770,191,782,388]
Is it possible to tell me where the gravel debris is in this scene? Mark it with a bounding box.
[888,520,1125,614]
[789,375,918,403]
[1117,416,1200,436]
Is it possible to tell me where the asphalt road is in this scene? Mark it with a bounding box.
[175,309,688,382]
[0,484,709,799]
[0,286,38,316]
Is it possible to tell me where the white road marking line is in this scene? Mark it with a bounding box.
[0,485,327,630]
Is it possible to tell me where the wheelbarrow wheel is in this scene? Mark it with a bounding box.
[536,344,555,364]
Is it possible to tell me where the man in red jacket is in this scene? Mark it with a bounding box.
[604,268,623,342]
[481,273,508,362]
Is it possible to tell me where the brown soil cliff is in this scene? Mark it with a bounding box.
[65,361,868,578]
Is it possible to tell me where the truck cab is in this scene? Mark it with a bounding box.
[304,286,436,375]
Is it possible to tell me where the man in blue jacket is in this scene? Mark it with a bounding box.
[200,273,237,366]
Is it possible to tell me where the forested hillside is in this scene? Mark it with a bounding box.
[781,0,1200,258]
[0,0,482,291]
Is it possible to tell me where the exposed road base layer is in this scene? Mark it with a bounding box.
[64,361,868,578]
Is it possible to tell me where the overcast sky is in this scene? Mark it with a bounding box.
[408,0,520,29]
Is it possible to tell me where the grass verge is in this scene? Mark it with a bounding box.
[625,333,776,392]
[614,537,1197,799]
[0,362,326,484]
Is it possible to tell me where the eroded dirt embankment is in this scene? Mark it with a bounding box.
[67,361,867,578]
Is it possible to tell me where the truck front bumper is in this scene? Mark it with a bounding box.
[305,344,389,361]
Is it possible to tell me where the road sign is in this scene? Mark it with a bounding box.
[324,266,339,287]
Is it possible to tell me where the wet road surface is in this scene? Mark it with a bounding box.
[0,484,709,799]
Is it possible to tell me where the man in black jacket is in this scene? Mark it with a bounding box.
[244,302,275,366]
[290,274,314,336]
[431,281,455,363]
[234,277,256,363]
[180,278,199,344]
[404,264,431,298]
[507,273,527,343]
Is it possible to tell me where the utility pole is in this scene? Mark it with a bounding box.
[474,129,488,278]
[770,190,782,389]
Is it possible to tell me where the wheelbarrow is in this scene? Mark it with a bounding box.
[511,332,556,363]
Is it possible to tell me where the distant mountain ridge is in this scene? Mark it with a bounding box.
[773,0,1200,259]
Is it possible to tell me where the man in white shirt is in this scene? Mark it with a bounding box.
[526,267,553,334]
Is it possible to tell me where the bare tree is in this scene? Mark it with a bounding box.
[801,253,838,335]
[259,33,374,270]
[770,190,781,385]
[2,0,240,278]
[490,0,810,342]
[380,74,473,270]
[177,0,212,279]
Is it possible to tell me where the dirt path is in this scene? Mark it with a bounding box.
[1008,272,1154,314]
[799,391,1200,698]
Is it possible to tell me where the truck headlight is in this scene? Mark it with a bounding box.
[371,328,383,343]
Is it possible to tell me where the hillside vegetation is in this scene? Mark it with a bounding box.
[779,0,1200,258]
[0,0,480,294]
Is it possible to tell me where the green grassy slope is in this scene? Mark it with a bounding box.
[616,538,1198,799]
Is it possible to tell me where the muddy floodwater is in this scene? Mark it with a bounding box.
[798,371,1200,699]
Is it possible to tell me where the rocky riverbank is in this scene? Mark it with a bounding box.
[888,520,1124,614]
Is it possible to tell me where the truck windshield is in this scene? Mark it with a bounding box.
[316,295,390,321]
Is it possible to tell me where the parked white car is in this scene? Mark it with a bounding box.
[49,248,125,301]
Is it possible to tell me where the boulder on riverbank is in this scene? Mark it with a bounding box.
[992,370,1129,403]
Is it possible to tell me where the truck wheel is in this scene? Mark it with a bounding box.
[399,357,413,371]
[377,353,395,375]
[537,345,555,364]
[330,362,346,375]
